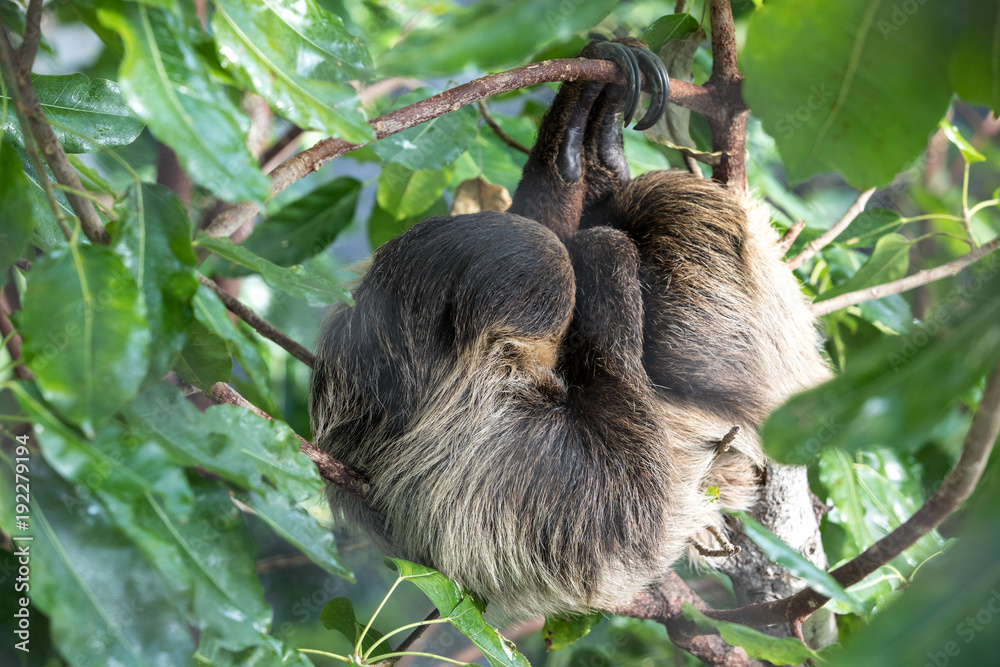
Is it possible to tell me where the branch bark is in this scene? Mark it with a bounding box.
[195,273,316,368]
[703,0,749,192]
[208,382,371,501]
[204,58,712,239]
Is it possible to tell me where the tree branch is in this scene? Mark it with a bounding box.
[195,273,316,368]
[811,232,1000,316]
[705,358,1000,628]
[704,0,749,192]
[204,58,712,239]
[777,220,806,256]
[786,188,876,270]
[208,382,371,501]
[612,571,766,667]
[0,22,108,244]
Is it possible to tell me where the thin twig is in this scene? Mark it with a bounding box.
[777,220,806,256]
[786,187,876,270]
[196,273,316,368]
[706,358,1000,628]
[0,24,107,244]
[683,153,704,178]
[209,382,371,501]
[371,609,443,667]
[204,58,711,239]
[811,232,1000,316]
[477,100,529,154]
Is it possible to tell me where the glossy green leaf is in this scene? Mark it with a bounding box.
[13,145,75,249]
[0,455,196,666]
[239,177,361,270]
[191,285,269,388]
[542,611,603,652]
[856,294,913,335]
[733,511,863,614]
[384,558,529,667]
[763,277,1000,463]
[320,597,384,655]
[197,635,314,667]
[377,163,450,220]
[743,0,962,188]
[948,0,1000,112]
[641,13,701,53]
[367,200,448,250]
[816,233,911,302]
[829,471,1000,667]
[174,317,233,389]
[194,233,351,305]
[19,243,150,434]
[378,0,616,75]
[819,447,946,580]
[683,604,820,665]
[242,490,351,579]
[0,139,34,285]
[833,208,905,248]
[372,89,478,170]
[99,4,270,203]
[212,0,373,143]
[0,74,143,153]
[939,119,986,163]
[111,183,199,383]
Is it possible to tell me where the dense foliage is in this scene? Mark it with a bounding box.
[1,0,998,665]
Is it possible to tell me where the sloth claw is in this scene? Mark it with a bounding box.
[631,47,670,131]
[594,41,641,126]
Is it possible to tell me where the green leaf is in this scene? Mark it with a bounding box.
[194,232,352,305]
[372,89,478,170]
[683,604,820,665]
[320,597,384,655]
[0,74,143,153]
[174,317,233,389]
[832,208,905,248]
[542,611,603,652]
[191,285,269,388]
[0,139,34,285]
[99,4,270,203]
[0,455,196,666]
[212,0,373,143]
[376,163,450,220]
[384,558,530,667]
[13,145,75,248]
[856,294,913,335]
[938,119,986,163]
[816,233,911,302]
[197,635,315,667]
[241,490,351,579]
[378,0,617,75]
[641,13,701,53]
[948,0,1000,112]
[367,200,448,250]
[239,177,361,270]
[763,276,1000,463]
[743,0,963,188]
[19,243,150,434]
[733,511,863,614]
[111,183,199,383]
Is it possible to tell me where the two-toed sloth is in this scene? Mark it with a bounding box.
[310,38,829,617]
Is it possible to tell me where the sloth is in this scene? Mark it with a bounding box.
[309,38,830,617]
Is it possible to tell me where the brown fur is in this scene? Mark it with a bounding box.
[310,39,829,617]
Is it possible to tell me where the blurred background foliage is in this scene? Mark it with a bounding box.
[1,0,999,665]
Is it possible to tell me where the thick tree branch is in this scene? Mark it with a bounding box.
[811,232,1000,316]
[205,58,711,239]
[208,382,371,501]
[787,188,876,270]
[706,358,1000,628]
[196,273,316,368]
[612,571,766,667]
[0,22,108,244]
[703,0,748,192]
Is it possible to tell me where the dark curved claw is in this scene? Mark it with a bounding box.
[631,47,670,132]
[594,41,641,126]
